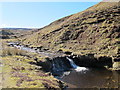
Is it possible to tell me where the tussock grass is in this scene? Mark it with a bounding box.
[2,54,62,88]
[1,47,27,57]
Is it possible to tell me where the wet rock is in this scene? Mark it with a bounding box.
[68,54,113,68]
[36,58,52,72]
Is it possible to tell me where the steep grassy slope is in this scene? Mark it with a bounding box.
[22,1,120,61]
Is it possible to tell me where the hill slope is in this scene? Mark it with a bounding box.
[22,1,120,63]
[0,28,37,39]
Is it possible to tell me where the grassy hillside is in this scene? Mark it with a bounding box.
[0,1,120,88]
[22,1,120,60]
[0,28,37,39]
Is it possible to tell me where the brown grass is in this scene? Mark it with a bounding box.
[1,47,27,56]
[21,1,119,58]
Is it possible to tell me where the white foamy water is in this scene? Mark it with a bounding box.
[66,57,88,72]
[14,45,36,53]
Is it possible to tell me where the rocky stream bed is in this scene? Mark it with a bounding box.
[7,42,120,89]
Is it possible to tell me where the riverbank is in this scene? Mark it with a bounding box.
[1,40,66,89]
[5,41,120,89]
[7,41,117,71]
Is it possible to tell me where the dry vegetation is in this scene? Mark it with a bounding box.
[0,28,36,39]
[0,39,65,89]
[2,55,62,88]
[1,47,27,57]
[22,1,120,62]
[1,0,120,88]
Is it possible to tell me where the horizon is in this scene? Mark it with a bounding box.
[1,2,100,28]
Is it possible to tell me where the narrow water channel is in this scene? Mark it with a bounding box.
[8,42,120,89]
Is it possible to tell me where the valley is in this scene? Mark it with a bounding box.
[1,0,120,89]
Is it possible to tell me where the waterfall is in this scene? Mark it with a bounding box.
[66,57,88,72]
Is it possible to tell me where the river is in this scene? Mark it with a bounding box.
[8,42,120,89]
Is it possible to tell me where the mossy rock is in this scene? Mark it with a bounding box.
[113,62,120,70]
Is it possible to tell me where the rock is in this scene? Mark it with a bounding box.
[64,51,72,55]
[57,49,63,53]
[113,62,120,70]
[43,48,49,51]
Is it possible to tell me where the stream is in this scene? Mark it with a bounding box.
[8,42,120,89]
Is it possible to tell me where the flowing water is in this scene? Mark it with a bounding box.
[8,42,120,89]
[66,57,88,72]
[62,57,119,88]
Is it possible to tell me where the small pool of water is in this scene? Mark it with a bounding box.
[8,42,120,89]
[61,68,119,88]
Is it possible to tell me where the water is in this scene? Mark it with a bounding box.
[62,69,119,88]
[8,42,120,89]
[64,57,119,88]
[66,57,88,72]
[9,42,63,58]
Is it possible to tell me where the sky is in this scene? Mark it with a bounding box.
[0,2,100,28]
